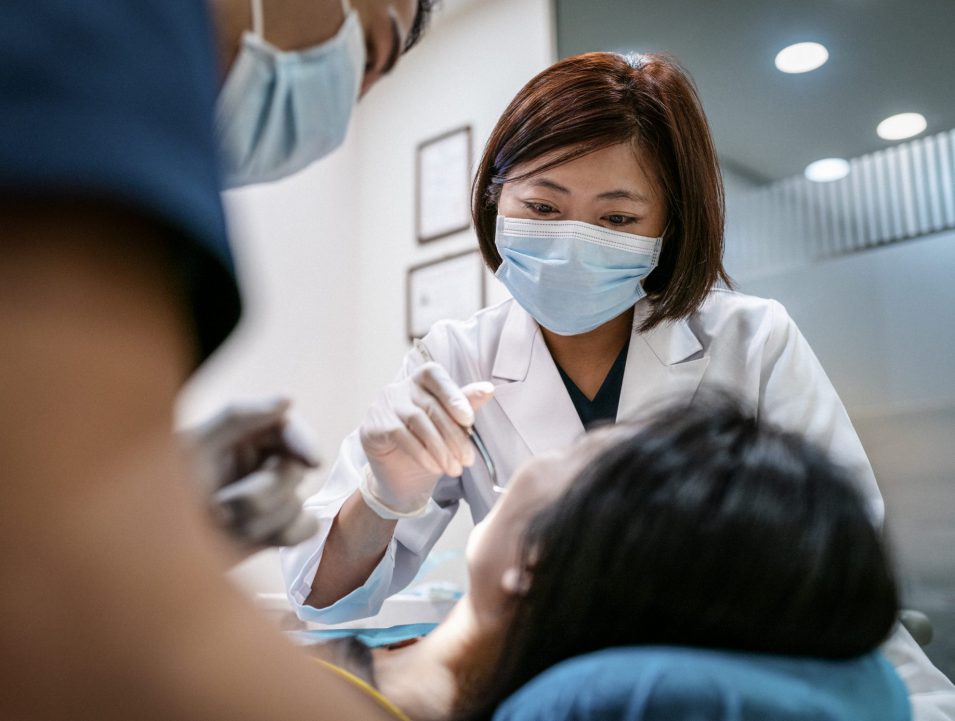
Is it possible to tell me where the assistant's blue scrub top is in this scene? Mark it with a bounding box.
[0,0,241,363]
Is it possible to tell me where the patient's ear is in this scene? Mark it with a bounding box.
[501,566,533,597]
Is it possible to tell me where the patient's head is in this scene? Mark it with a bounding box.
[465,427,632,618]
[465,396,899,718]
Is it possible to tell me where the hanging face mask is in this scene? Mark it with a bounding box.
[215,0,366,188]
[494,215,663,336]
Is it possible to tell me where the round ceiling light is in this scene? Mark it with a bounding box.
[774,42,829,73]
[804,158,850,183]
[877,112,927,141]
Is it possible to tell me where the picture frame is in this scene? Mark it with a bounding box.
[406,249,487,341]
[416,126,473,243]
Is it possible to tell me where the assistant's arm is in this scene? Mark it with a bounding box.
[0,200,397,721]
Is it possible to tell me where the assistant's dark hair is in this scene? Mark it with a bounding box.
[461,395,898,720]
[403,0,438,53]
[472,52,732,333]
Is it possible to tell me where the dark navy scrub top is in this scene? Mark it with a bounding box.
[556,338,630,428]
[0,0,241,364]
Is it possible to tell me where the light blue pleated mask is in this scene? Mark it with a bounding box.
[215,0,365,188]
[494,215,663,336]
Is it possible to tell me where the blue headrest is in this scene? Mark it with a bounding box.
[493,647,911,721]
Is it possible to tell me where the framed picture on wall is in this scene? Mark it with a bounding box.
[406,249,486,340]
[416,126,472,243]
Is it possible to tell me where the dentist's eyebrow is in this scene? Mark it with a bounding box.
[528,178,571,194]
[596,189,650,203]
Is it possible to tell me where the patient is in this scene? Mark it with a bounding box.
[316,396,900,721]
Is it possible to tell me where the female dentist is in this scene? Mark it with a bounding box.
[282,52,955,716]
[284,49,880,611]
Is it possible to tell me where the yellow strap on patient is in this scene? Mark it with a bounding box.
[313,657,412,721]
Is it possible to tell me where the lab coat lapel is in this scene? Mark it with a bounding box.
[617,299,710,422]
[491,303,585,455]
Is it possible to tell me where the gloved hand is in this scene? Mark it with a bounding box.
[182,397,321,549]
[359,362,495,518]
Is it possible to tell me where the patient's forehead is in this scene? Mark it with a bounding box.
[502,426,632,507]
[467,426,636,600]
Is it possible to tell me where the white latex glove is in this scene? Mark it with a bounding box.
[182,397,321,548]
[359,362,495,517]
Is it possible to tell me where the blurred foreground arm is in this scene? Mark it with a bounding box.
[0,202,397,721]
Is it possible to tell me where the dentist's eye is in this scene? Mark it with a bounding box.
[523,202,558,216]
[605,214,637,227]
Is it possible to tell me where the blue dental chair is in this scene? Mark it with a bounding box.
[493,646,911,721]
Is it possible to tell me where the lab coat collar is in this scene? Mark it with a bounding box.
[632,298,703,365]
[492,301,539,382]
[491,302,584,455]
[489,300,708,455]
[491,298,704,380]
[617,299,709,422]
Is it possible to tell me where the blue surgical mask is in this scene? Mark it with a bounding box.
[494,215,663,336]
[215,0,366,188]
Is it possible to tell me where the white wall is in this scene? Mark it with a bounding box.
[352,0,554,408]
[734,228,955,418]
[177,0,555,597]
[180,134,362,460]
[177,133,365,594]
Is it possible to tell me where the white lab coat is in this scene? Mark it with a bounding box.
[282,289,955,717]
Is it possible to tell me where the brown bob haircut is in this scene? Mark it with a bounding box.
[472,52,732,332]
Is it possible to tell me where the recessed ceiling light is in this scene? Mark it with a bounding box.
[877,112,927,141]
[775,42,829,74]
[804,158,850,183]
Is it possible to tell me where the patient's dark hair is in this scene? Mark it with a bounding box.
[463,396,899,720]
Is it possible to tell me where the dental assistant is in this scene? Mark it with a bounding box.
[282,52,955,717]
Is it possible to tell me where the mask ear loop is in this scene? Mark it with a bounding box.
[249,0,265,37]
